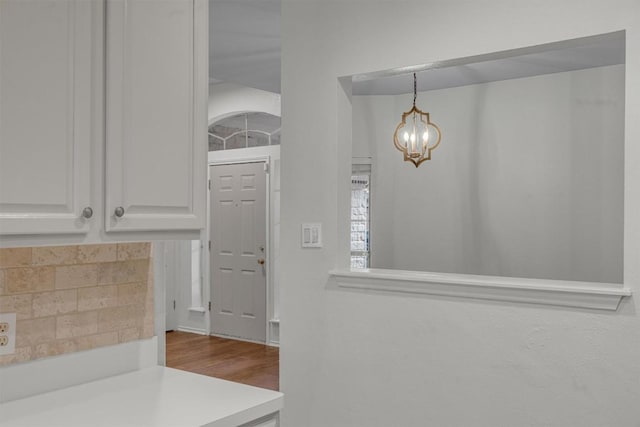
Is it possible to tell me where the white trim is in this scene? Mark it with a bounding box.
[329,268,631,311]
[0,337,158,403]
[268,319,280,347]
[176,326,207,335]
[188,306,207,313]
[209,333,277,347]
[208,154,271,166]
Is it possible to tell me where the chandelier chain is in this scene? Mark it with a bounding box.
[413,73,417,107]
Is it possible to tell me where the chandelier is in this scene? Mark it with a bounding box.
[393,73,442,167]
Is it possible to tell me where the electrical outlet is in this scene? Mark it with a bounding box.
[0,313,16,356]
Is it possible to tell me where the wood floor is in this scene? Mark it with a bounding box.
[165,331,279,391]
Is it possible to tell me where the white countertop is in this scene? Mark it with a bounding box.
[0,366,283,427]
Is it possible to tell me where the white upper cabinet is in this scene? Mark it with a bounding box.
[105,0,207,232]
[0,0,93,235]
[0,0,207,240]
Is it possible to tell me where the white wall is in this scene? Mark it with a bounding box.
[354,65,624,283]
[280,1,640,426]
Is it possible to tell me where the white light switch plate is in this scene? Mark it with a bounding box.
[0,312,16,355]
[301,223,322,248]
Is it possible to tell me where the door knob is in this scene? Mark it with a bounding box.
[257,258,265,265]
[114,206,125,218]
[81,207,93,219]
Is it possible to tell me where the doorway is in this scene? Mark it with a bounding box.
[209,161,267,343]
[164,110,281,390]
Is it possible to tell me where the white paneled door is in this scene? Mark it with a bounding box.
[210,162,267,343]
[0,0,94,235]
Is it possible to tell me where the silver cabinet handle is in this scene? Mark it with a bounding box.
[114,207,125,218]
[82,207,93,219]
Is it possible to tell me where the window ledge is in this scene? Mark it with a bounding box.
[329,268,631,311]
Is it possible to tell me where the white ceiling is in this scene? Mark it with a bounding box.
[208,5,623,97]
[209,0,281,94]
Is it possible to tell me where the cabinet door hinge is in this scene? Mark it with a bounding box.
[208,301,211,311]
[208,179,211,190]
[173,300,176,310]
[208,240,211,251]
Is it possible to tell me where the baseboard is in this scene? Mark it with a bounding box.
[0,337,158,403]
[176,326,207,335]
[268,319,280,347]
[209,332,279,347]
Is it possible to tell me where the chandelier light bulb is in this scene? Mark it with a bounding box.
[410,133,416,143]
[403,131,409,143]
[423,130,429,143]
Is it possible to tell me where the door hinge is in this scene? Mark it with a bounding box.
[173,300,176,310]
[264,163,269,173]
[208,179,211,190]
[208,301,211,311]
[208,240,211,251]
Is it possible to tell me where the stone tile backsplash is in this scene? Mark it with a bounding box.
[0,243,154,366]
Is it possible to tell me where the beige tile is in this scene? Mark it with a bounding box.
[0,270,5,295]
[118,327,141,343]
[0,248,32,268]
[56,311,98,339]
[35,331,120,359]
[145,289,154,308]
[34,339,77,359]
[32,246,78,266]
[78,286,118,311]
[5,267,55,294]
[117,282,148,306]
[77,244,117,264]
[98,305,143,333]
[145,281,155,302]
[0,346,32,366]
[15,317,56,347]
[55,264,98,289]
[142,316,155,339]
[74,331,119,351]
[0,294,32,319]
[117,243,151,261]
[146,261,154,288]
[144,293,154,312]
[32,289,77,318]
[97,260,149,285]
[142,278,154,333]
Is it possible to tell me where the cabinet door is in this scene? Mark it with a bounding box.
[0,0,93,235]
[105,0,207,232]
